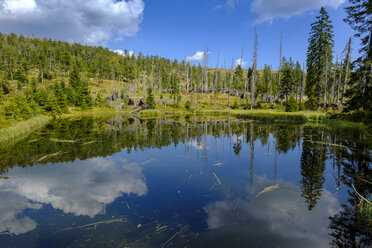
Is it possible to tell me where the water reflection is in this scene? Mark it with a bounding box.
[203,177,340,248]
[0,116,370,247]
[0,157,146,234]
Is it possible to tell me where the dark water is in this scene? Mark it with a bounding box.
[0,116,371,248]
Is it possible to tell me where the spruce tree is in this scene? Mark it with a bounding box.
[146,87,156,109]
[344,0,372,111]
[305,7,334,110]
[53,81,68,113]
[76,79,93,109]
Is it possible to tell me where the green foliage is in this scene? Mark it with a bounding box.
[69,62,81,90]
[286,95,299,112]
[14,68,28,84]
[146,87,156,109]
[185,100,191,110]
[53,81,68,113]
[231,99,239,109]
[170,73,181,103]
[305,95,318,110]
[343,0,372,112]
[76,79,93,110]
[4,92,40,120]
[306,7,334,105]
[95,91,105,107]
[1,78,10,94]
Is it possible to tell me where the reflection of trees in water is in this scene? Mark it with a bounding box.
[0,116,371,246]
[329,133,372,247]
[300,127,327,211]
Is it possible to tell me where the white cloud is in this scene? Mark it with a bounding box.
[235,58,248,67]
[112,49,135,57]
[0,0,145,45]
[251,0,346,23]
[0,157,147,235]
[186,139,207,150]
[215,0,239,11]
[186,51,205,62]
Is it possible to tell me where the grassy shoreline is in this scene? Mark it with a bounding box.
[0,115,51,146]
[0,107,120,146]
[1,107,368,146]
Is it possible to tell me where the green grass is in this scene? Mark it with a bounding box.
[193,109,329,123]
[139,109,164,118]
[0,115,51,146]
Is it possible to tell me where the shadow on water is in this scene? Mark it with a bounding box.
[0,115,370,247]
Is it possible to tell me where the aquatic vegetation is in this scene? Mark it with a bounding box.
[0,116,50,145]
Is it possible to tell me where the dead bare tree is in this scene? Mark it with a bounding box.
[278,31,283,104]
[341,37,352,105]
[250,29,258,110]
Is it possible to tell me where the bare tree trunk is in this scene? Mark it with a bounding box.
[269,66,273,104]
[228,58,234,108]
[331,61,337,104]
[250,29,258,110]
[323,52,329,109]
[336,62,342,106]
[299,63,305,107]
[278,31,283,104]
[341,37,352,105]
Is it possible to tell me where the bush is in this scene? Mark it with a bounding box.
[305,95,318,110]
[286,95,299,112]
[231,99,239,109]
[185,100,191,110]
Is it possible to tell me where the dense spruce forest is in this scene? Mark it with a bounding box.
[0,2,370,123]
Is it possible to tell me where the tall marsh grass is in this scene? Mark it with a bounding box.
[0,116,51,145]
[194,109,328,123]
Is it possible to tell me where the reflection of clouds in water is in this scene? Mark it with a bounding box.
[0,157,147,234]
[0,192,41,235]
[203,177,340,248]
[186,139,206,150]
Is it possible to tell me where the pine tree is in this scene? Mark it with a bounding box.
[69,62,81,90]
[146,87,156,109]
[280,57,295,101]
[286,94,299,112]
[53,81,68,113]
[305,7,334,110]
[76,79,93,109]
[344,0,372,111]
[170,73,180,103]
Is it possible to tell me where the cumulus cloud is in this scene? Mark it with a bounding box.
[0,0,145,45]
[112,49,135,57]
[0,157,147,235]
[214,0,239,11]
[186,51,205,62]
[203,177,340,247]
[235,58,248,67]
[251,0,346,23]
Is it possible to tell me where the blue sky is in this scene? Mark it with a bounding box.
[109,0,356,69]
[0,0,359,69]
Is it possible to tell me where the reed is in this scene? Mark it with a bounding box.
[0,115,51,145]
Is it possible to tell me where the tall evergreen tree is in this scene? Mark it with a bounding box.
[344,0,372,111]
[306,7,334,110]
[146,86,156,109]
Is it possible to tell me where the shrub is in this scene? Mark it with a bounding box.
[185,100,191,110]
[286,95,299,112]
[231,99,239,109]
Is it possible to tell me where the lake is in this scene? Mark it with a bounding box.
[0,115,371,247]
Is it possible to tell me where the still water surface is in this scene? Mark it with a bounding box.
[0,116,371,247]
